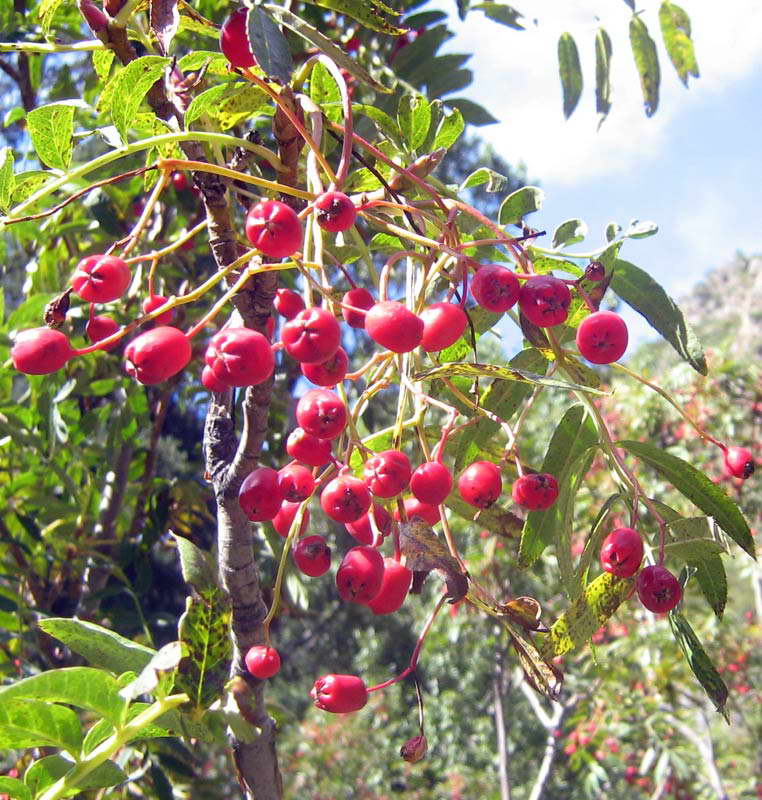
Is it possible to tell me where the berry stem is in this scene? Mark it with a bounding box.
[124,220,207,264]
[315,55,354,188]
[118,168,171,257]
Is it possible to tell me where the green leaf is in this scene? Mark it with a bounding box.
[352,104,401,145]
[0,777,30,800]
[247,7,293,84]
[11,169,52,205]
[26,103,75,170]
[37,0,66,34]
[0,147,14,212]
[619,441,754,558]
[693,555,727,619]
[446,492,523,537]
[184,83,231,126]
[172,533,217,591]
[459,167,506,192]
[433,107,464,150]
[120,641,183,700]
[473,2,524,29]
[309,61,342,123]
[659,1,699,87]
[216,85,270,130]
[3,107,25,127]
[83,702,173,754]
[300,0,406,35]
[552,218,587,248]
[595,27,613,125]
[624,219,658,239]
[0,698,82,754]
[498,186,545,225]
[558,32,583,119]
[108,56,171,141]
[25,755,126,795]
[630,15,660,116]
[398,94,432,151]
[445,97,498,126]
[38,618,156,674]
[177,50,230,75]
[92,49,115,84]
[610,259,707,374]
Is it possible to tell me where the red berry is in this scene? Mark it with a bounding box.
[239,466,284,522]
[470,265,520,312]
[124,326,191,385]
[321,474,371,523]
[142,295,175,325]
[636,565,682,613]
[367,558,412,615]
[205,327,274,387]
[363,449,412,498]
[286,427,332,467]
[576,311,628,364]
[419,302,468,352]
[336,545,384,602]
[244,645,280,679]
[724,446,755,479]
[458,461,502,509]
[281,307,341,364]
[201,364,229,393]
[310,673,368,713]
[296,388,347,440]
[272,501,310,537]
[600,527,644,578]
[518,275,571,327]
[172,171,189,192]
[86,315,120,351]
[410,461,453,506]
[245,200,302,259]
[301,347,348,387]
[71,254,131,303]
[220,7,257,69]
[364,301,423,353]
[342,287,374,329]
[293,535,331,577]
[396,497,440,526]
[511,473,559,510]
[11,327,73,374]
[314,191,357,233]
[345,503,392,545]
[274,288,305,320]
[278,463,315,502]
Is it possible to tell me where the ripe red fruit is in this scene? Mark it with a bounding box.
[286,427,332,467]
[11,327,73,374]
[124,326,191,385]
[363,449,412,498]
[220,7,256,69]
[71,254,132,303]
[600,527,644,578]
[458,461,502,509]
[245,200,302,259]
[367,558,413,615]
[296,389,347,440]
[314,191,357,233]
[470,264,520,312]
[142,294,174,325]
[272,501,310,537]
[301,347,348,387]
[281,307,341,364]
[278,463,315,502]
[86,315,120,351]
[238,466,284,522]
[636,565,682,613]
[518,275,571,328]
[293,535,331,577]
[345,503,392,545]
[172,171,189,192]
[419,302,468,352]
[410,461,453,506]
[205,327,274,387]
[311,674,368,713]
[321,474,371,523]
[511,473,559,510]
[201,364,229,393]
[342,287,374,329]
[273,288,305,320]
[336,545,384,602]
[724,446,755,479]
[396,497,440,526]
[576,310,629,364]
[244,645,281,679]
[365,301,424,353]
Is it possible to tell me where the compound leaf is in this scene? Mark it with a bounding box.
[659,1,699,87]
[558,32,583,119]
[630,15,660,116]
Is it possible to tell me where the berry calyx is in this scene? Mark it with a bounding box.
[293,535,331,577]
[336,545,384,603]
[419,303,468,352]
[314,191,357,233]
[636,565,682,613]
[410,461,453,506]
[244,645,281,679]
[321,474,371,523]
[301,347,348,387]
[724,446,755,479]
[278,463,315,502]
[364,301,423,353]
[273,288,305,320]
[281,307,341,364]
[71,254,132,303]
[86,315,120,351]
[600,527,644,578]
[458,461,502,509]
[518,275,571,328]
[142,295,175,325]
[245,200,302,259]
[576,310,629,364]
[11,328,73,375]
[470,264,520,312]
[272,501,310,538]
[238,466,284,522]
[124,326,191,385]
[220,7,257,69]
[396,498,440,526]
[205,327,275,387]
[366,558,413,615]
[296,389,347,440]
[342,287,374,329]
[286,427,332,467]
[363,449,412,498]
[345,503,392,545]
[511,473,559,510]
[311,674,368,713]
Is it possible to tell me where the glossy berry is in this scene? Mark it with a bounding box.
[419,303,468,352]
[636,565,682,613]
[286,427,332,467]
[321,474,371,523]
[458,461,502,509]
[142,294,174,325]
[245,200,302,259]
[296,389,347,440]
[367,558,413,615]
[219,7,256,69]
[293,535,331,577]
[274,288,305,320]
[342,287,374,329]
[518,275,571,328]
[272,501,310,538]
[336,545,384,603]
[396,497,440,526]
[363,449,412,498]
[238,466,284,522]
[281,307,341,364]
[201,364,229,393]
[365,301,423,353]
[576,311,629,364]
[71,254,131,303]
[410,461,453,506]
[86,315,120,351]
[315,191,357,233]
[724,446,755,479]
[277,463,315,502]
[244,645,280,679]
[11,328,73,375]
[205,327,274,387]
[470,264,520,312]
[124,326,191,385]
[600,527,644,578]
[311,673,368,713]
[511,473,559,511]
[172,171,189,192]
[345,503,392,546]
[301,347,348,387]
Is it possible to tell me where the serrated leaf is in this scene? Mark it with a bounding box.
[433,106,464,150]
[0,147,14,212]
[301,0,406,35]
[665,516,724,559]
[619,441,754,558]
[459,166,506,192]
[692,555,727,618]
[83,703,171,754]
[11,169,51,205]
[107,56,171,141]
[352,104,401,145]
[446,97,498,126]
[659,1,699,87]
[25,755,126,795]
[120,641,184,701]
[92,49,115,83]
[0,777,30,800]
[610,259,706,373]
[150,0,180,55]
[630,15,660,117]
[217,85,270,130]
[400,518,468,602]
[552,218,587,248]
[37,0,66,34]
[595,27,613,125]
[605,222,622,242]
[4,107,25,127]
[172,533,217,591]
[498,186,545,225]
[473,2,524,29]
[184,83,231,126]
[309,61,342,123]
[26,103,75,170]
[558,32,583,119]
[625,219,658,239]
[247,7,292,83]
[0,698,82,754]
[398,94,431,151]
